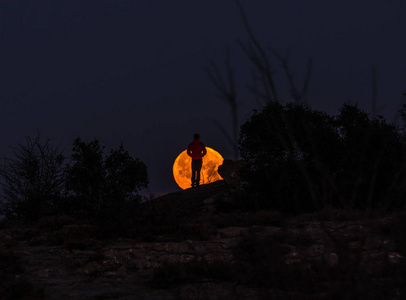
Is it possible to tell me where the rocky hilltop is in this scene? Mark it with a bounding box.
[1,181,406,299]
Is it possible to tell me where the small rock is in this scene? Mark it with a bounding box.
[217,226,248,238]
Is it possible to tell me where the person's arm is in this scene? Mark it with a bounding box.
[187,145,192,157]
[202,145,207,157]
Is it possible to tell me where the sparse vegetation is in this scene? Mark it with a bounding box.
[0,135,65,221]
[0,136,148,229]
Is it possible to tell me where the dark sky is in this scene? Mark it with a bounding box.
[1,0,405,195]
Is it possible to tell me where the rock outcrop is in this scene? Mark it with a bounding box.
[217,159,246,186]
[1,182,406,299]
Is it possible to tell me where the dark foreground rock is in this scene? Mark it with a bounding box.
[1,181,406,299]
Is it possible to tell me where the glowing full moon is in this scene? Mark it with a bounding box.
[173,147,224,189]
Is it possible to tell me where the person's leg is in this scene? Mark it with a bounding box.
[192,159,199,187]
[195,159,202,186]
[191,159,197,187]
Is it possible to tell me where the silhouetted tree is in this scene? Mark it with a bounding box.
[64,138,105,213]
[335,104,406,210]
[0,135,65,220]
[104,144,149,203]
[239,102,336,211]
[238,102,406,212]
[65,138,148,217]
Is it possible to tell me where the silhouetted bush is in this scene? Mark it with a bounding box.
[65,138,149,220]
[0,136,148,224]
[0,135,65,221]
[238,102,406,212]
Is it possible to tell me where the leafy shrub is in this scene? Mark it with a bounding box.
[238,102,406,212]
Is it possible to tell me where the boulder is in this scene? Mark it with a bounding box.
[217,159,246,185]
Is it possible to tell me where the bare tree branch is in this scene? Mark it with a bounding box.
[235,0,279,102]
[270,49,312,104]
[213,120,234,151]
[205,47,239,160]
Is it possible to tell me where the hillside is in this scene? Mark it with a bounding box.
[1,181,406,299]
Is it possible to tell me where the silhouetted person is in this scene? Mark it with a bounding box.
[187,133,207,188]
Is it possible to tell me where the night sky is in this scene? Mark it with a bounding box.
[1,0,405,195]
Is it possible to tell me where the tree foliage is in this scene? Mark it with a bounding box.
[239,102,406,212]
[65,138,148,216]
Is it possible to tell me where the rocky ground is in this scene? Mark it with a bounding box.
[1,181,406,299]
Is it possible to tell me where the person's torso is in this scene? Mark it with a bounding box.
[188,141,205,159]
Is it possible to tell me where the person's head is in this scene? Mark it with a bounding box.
[194,133,200,140]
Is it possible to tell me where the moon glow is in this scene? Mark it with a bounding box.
[173,147,224,189]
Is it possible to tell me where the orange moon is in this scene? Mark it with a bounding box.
[173,147,224,189]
